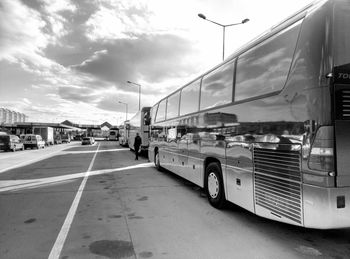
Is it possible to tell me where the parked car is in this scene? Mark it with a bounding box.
[55,135,62,144]
[82,137,95,145]
[61,135,71,143]
[119,136,128,147]
[0,134,24,152]
[19,134,26,142]
[73,135,82,141]
[23,134,45,149]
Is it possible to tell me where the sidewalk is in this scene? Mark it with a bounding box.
[0,142,79,173]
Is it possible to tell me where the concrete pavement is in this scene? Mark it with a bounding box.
[0,142,80,173]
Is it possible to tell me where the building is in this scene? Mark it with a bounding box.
[0,108,27,124]
[0,109,4,123]
[61,120,118,138]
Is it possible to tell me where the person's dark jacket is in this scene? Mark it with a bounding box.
[134,135,142,149]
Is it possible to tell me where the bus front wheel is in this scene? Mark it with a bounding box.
[205,162,226,209]
[155,152,162,171]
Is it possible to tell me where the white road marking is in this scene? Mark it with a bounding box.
[62,148,129,154]
[48,142,100,259]
[295,246,322,256]
[0,162,153,193]
[0,147,128,174]
[0,149,64,174]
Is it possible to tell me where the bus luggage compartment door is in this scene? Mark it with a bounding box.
[334,84,350,187]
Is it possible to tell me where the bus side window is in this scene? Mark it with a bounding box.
[235,20,302,102]
[200,60,235,110]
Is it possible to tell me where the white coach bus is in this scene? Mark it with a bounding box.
[149,0,350,229]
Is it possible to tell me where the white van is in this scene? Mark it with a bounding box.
[23,134,45,149]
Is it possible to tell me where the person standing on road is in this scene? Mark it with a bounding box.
[134,133,142,160]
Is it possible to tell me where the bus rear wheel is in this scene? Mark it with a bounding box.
[205,162,226,209]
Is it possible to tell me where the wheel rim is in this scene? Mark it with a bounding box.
[208,172,219,198]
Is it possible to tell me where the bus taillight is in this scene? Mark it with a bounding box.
[308,126,334,172]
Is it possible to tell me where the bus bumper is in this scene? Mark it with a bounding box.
[303,184,350,229]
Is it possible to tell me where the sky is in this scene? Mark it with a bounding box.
[0,0,315,125]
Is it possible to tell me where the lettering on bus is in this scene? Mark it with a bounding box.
[334,64,350,83]
[334,71,350,83]
[338,73,350,79]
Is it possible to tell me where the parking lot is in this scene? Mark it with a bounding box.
[1,141,350,259]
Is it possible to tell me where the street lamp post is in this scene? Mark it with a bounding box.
[198,13,249,61]
[127,80,141,111]
[118,101,128,121]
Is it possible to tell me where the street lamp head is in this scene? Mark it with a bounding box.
[198,13,206,20]
[127,80,141,87]
[242,18,250,24]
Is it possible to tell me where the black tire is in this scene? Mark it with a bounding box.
[155,151,162,171]
[205,162,226,209]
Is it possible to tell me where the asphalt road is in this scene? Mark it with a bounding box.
[0,141,350,259]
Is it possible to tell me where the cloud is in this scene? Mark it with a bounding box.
[84,0,152,41]
[0,0,77,63]
[58,86,100,103]
[96,92,138,112]
[0,0,48,61]
[41,0,76,13]
[0,0,202,110]
[22,98,32,105]
[72,33,199,88]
